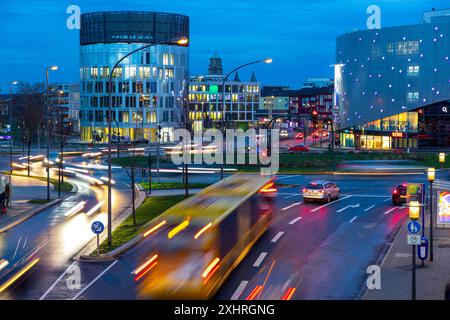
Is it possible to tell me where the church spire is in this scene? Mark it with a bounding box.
[250,71,257,82]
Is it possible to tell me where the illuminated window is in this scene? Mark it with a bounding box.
[407,92,419,102]
[90,67,98,78]
[395,41,419,55]
[407,66,420,76]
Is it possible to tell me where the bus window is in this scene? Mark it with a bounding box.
[219,210,238,258]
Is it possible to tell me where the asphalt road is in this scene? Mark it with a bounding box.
[28,172,429,300]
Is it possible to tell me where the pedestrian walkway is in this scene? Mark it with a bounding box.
[364,216,450,300]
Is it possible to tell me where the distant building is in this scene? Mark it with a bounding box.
[189,56,260,131]
[50,83,81,134]
[208,54,223,75]
[258,86,291,121]
[302,78,334,88]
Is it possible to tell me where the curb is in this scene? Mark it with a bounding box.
[0,198,62,234]
[73,185,146,261]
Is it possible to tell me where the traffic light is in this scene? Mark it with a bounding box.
[310,110,319,124]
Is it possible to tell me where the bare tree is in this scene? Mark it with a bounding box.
[13,83,46,176]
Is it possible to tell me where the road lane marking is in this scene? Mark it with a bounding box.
[39,261,78,300]
[383,207,399,215]
[364,205,375,212]
[231,281,249,300]
[12,237,22,259]
[253,252,268,267]
[384,197,391,202]
[337,203,360,213]
[289,217,303,225]
[349,216,358,223]
[271,232,285,243]
[283,194,300,199]
[71,260,118,300]
[310,196,352,212]
[282,202,302,211]
[22,236,28,249]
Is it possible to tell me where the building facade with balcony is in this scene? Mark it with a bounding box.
[79,11,189,143]
[335,9,450,150]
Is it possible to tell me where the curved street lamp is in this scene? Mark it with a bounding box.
[219,58,273,179]
[106,37,188,247]
[9,81,18,174]
[45,65,58,201]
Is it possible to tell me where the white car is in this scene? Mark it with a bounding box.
[302,180,340,203]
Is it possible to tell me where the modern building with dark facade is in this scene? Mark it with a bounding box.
[79,11,189,143]
[335,9,450,150]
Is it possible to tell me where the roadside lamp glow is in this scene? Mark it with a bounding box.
[439,153,445,168]
[409,201,420,220]
[263,58,273,64]
[49,65,59,71]
[427,167,435,182]
[176,37,189,46]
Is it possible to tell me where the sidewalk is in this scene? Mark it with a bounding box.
[0,175,62,232]
[364,217,450,300]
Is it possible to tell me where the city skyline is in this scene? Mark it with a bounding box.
[1,0,449,91]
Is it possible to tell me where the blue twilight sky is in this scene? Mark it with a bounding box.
[0,0,448,92]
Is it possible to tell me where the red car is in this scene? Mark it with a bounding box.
[295,133,304,139]
[288,144,310,152]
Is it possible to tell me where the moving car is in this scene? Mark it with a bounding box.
[302,180,340,203]
[295,132,304,139]
[288,144,310,152]
[392,184,407,205]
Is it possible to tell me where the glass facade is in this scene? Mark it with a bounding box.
[335,11,450,149]
[79,12,189,143]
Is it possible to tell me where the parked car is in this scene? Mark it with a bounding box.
[288,144,310,152]
[392,184,407,205]
[302,180,340,203]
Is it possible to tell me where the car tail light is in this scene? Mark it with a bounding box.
[259,182,277,194]
[393,189,398,194]
[302,188,306,193]
[320,189,325,193]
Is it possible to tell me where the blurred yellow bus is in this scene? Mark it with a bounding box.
[134,174,277,299]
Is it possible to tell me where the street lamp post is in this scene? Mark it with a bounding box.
[45,66,58,201]
[427,167,435,262]
[409,200,420,300]
[106,37,188,247]
[9,81,18,174]
[439,153,445,169]
[219,58,272,180]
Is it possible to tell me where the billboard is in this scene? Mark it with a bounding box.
[437,191,450,224]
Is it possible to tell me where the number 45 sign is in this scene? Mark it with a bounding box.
[407,184,424,204]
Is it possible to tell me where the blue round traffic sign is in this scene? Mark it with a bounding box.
[91,221,105,235]
[407,220,421,234]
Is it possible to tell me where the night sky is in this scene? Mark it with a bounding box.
[0,0,448,92]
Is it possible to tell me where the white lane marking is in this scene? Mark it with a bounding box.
[276,175,300,181]
[384,197,391,202]
[364,205,375,212]
[282,202,302,211]
[22,236,28,249]
[271,232,285,243]
[342,194,390,198]
[231,281,249,300]
[283,194,300,199]
[349,216,358,223]
[12,236,22,259]
[289,217,303,225]
[310,196,352,213]
[71,260,118,300]
[337,203,360,213]
[39,261,78,300]
[383,207,399,215]
[253,252,268,267]
[66,195,75,201]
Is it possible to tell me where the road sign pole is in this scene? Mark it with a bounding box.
[97,234,100,256]
[412,243,416,300]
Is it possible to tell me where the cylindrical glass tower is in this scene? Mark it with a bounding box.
[79,11,189,143]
